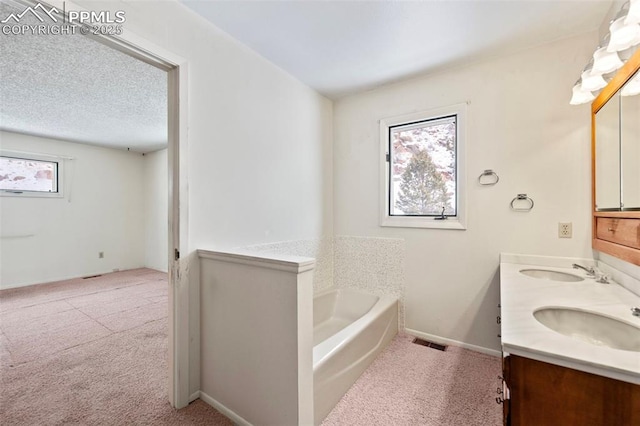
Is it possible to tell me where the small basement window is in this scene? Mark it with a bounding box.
[0,153,63,197]
[380,104,466,229]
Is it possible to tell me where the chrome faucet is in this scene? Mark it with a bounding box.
[572,263,596,277]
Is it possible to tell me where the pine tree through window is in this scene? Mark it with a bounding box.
[380,104,466,230]
[389,116,456,216]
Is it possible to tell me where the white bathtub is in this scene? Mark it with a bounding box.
[313,289,398,424]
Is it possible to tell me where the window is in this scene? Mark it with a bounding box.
[380,104,466,229]
[0,152,63,197]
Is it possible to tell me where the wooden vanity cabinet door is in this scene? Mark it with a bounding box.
[596,217,640,249]
[503,355,511,426]
[507,355,640,426]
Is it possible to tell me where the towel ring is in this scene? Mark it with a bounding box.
[478,169,499,186]
[510,194,534,212]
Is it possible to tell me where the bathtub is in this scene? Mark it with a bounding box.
[313,289,398,424]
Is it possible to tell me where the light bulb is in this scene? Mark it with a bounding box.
[570,83,595,105]
[618,45,638,61]
[592,47,623,74]
[626,0,640,25]
[581,70,607,92]
[608,17,640,52]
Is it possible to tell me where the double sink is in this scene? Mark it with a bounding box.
[517,268,640,353]
[500,255,640,384]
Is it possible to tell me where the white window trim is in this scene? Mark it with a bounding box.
[0,150,66,198]
[379,103,467,230]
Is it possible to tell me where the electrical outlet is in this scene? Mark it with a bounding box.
[99,252,104,259]
[558,223,572,238]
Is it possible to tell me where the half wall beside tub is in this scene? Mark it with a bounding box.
[198,249,315,425]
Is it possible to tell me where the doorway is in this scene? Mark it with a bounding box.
[0,0,188,409]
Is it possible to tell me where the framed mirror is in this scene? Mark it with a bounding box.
[620,69,640,210]
[592,49,640,267]
[595,91,620,211]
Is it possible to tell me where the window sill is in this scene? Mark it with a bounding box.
[0,191,63,198]
[380,216,466,230]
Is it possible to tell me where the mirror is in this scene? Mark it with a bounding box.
[595,91,620,211]
[621,69,640,210]
[592,49,640,267]
[594,69,640,211]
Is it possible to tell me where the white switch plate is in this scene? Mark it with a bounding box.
[558,223,572,238]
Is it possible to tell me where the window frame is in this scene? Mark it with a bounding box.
[0,150,64,198]
[379,103,467,230]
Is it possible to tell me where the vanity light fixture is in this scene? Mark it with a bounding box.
[571,1,640,104]
[618,45,639,61]
[608,3,640,52]
[593,47,624,74]
[570,79,596,105]
[581,59,608,92]
[593,35,624,74]
[626,0,640,25]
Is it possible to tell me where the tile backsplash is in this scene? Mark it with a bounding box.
[334,236,406,330]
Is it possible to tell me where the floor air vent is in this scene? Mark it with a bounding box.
[412,338,447,351]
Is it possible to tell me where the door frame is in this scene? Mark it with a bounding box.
[12,0,191,408]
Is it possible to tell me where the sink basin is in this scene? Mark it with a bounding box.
[534,307,640,352]
[519,269,584,282]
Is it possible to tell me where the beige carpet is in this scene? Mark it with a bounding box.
[322,334,502,426]
[1,269,502,425]
[0,269,231,425]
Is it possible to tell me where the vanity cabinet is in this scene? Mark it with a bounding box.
[502,355,640,425]
[596,217,640,249]
[592,49,640,266]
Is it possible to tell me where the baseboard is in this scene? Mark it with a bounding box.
[404,328,501,357]
[189,391,200,403]
[199,391,253,426]
[0,267,146,291]
[144,265,169,274]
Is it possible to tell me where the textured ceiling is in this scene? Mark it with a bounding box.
[182,0,612,99]
[0,1,167,153]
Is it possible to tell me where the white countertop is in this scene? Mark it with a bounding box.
[500,253,640,385]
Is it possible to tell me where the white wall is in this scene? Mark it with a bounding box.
[333,33,597,352]
[143,148,168,272]
[74,0,333,252]
[0,131,146,288]
[72,0,333,400]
